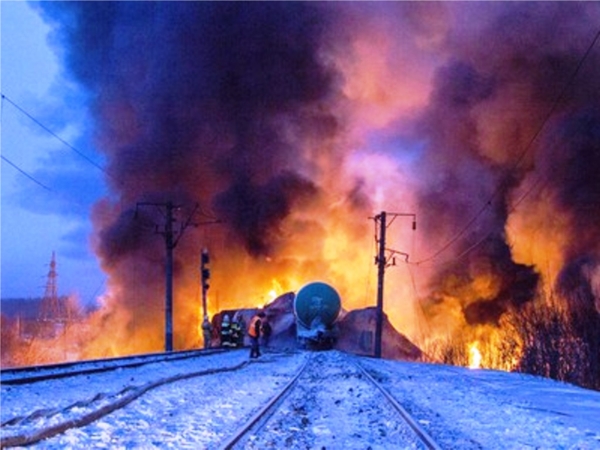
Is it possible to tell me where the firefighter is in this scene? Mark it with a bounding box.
[230,316,242,348]
[248,311,265,358]
[235,314,246,347]
[220,314,233,348]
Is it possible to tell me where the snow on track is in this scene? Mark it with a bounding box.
[2,350,600,449]
[2,350,306,448]
[359,357,600,449]
[232,350,427,449]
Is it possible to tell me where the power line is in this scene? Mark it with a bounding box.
[1,154,53,192]
[412,202,490,265]
[409,179,546,268]
[512,28,600,172]
[0,91,129,219]
[404,262,431,341]
[1,92,108,176]
[410,102,592,269]
[411,26,600,266]
[1,152,113,220]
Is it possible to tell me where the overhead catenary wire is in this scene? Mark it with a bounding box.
[2,92,221,226]
[0,94,58,190]
[1,92,108,176]
[2,90,222,262]
[405,220,431,340]
[1,91,124,304]
[1,149,109,304]
[1,91,108,210]
[388,26,600,345]
[410,26,600,267]
[0,152,113,222]
[1,92,152,225]
[362,217,378,308]
[1,154,53,192]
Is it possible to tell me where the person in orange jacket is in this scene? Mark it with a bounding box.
[248,311,265,358]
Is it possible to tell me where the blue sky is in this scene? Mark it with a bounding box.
[1,2,105,303]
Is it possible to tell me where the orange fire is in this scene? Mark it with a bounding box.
[469,342,482,369]
[4,3,598,379]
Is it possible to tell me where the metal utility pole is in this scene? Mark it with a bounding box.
[136,201,199,352]
[372,211,416,359]
[374,212,387,359]
[164,201,175,352]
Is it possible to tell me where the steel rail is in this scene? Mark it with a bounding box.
[1,349,225,385]
[1,360,249,448]
[355,361,443,450]
[218,355,312,450]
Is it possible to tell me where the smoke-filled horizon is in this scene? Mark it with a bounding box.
[34,2,600,356]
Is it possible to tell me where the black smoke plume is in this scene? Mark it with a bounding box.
[412,2,600,324]
[38,2,337,259]
[35,2,600,352]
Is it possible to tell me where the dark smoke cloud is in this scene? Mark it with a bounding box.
[35,1,600,340]
[214,171,319,256]
[557,256,599,314]
[462,238,539,325]
[414,58,540,323]
[541,107,600,260]
[38,2,338,261]
[412,2,600,323]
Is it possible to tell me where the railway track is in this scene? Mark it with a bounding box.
[2,350,444,448]
[1,349,253,447]
[220,351,442,449]
[356,362,442,450]
[0,348,224,385]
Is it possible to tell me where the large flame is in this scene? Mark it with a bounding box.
[5,2,600,376]
[469,342,482,370]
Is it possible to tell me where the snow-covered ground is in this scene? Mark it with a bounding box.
[1,350,600,449]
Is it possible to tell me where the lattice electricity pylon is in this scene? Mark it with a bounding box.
[39,252,67,322]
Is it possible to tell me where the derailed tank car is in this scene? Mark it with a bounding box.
[294,281,341,349]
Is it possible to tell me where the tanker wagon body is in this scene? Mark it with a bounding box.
[294,281,342,348]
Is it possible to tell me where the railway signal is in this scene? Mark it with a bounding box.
[200,248,210,312]
[200,248,211,349]
[201,248,210,291]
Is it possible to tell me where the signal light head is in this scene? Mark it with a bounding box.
[201,248,210,265]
